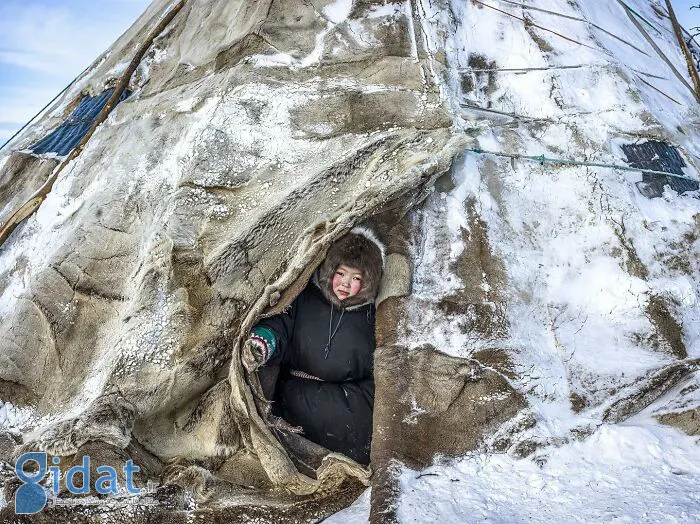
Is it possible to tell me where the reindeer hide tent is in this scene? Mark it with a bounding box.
[1,0,700,522]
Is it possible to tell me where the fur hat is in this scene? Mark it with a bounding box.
[315,227,386,308]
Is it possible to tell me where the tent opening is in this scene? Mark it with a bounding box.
[247,228,386,471]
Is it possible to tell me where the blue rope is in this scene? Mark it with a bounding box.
[618,0,663,35]
[465,148,697,183]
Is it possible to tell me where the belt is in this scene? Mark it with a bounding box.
[289,369,324,381]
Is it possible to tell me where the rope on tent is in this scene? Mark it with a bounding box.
[464,147,698,183]
[634,74,683,105]
[459,63,605,73]
[470,0,602,53]
[616,1,682,41]
[458,102,556,123]
[617,0,664,35]
[617,0,698,101]
[460,2,682,102]
[631,69,669,81]
[616,0,688,46]
[461,64,670,86]
[490,0,693,100]
[496,0,584,23]
[458,102,619,126]
[0,0,189,248]
[496,0,651,57]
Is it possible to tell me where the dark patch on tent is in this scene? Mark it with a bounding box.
[460,54,498,100]
[621,140,699,198]
[30,89,131,156]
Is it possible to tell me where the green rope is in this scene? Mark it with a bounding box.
[618,0,663,35]
[465,147,698,183]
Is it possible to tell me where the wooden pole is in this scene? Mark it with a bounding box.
[665,0,700,103]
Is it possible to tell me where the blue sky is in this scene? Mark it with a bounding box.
[0,0,150,144]
[0,1,699,145]
[673,0,700,32]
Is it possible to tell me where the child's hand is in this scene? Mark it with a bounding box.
[242,338,266,372]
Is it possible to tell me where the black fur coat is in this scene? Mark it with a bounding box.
[257,280,376,465]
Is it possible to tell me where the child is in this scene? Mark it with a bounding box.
[242,227,385,465]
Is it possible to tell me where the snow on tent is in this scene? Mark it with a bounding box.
[0,0,699,522]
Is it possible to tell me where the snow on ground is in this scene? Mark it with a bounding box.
[396,422,700,523]
[328,421,700,523]
[324,488,371,523]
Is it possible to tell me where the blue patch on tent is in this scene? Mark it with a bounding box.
[30,88,130,156]
[621,140,699,198]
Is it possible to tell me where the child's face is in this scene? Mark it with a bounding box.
[332,264,364,301]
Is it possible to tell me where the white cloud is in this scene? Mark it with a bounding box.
[0,2,147,79]
[0,85,62,126]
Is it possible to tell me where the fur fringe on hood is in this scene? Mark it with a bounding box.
[314,227,386,308]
